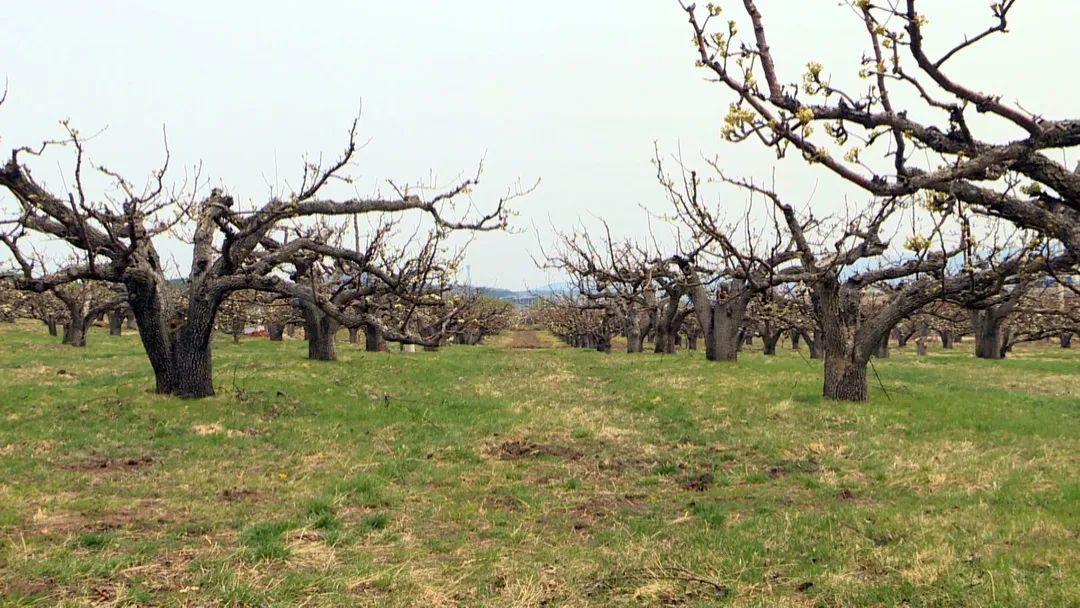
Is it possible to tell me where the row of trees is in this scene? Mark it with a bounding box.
[535,0,1078,401]
[0,104,528,397]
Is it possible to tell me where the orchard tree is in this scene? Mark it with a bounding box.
[681,0,1080,251]
[0,104,527,397]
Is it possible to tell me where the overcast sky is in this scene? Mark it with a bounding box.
[2,1,1076,289]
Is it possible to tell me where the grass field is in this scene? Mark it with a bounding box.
[0,322,1077,607]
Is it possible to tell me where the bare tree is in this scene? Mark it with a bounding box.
[1,106,527,396]
[681,1,1080,250]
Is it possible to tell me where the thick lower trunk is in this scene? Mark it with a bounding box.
[126,281,177,395]
[286,324,297,337]
[971,310,1006,360]
[170,329,214,398]
[596,335,612,353]
[167,297,219,398]
[1060,333,1073,348]
[896,333,910,348]
[625,319,643,353]
[937,329,954,349]
[873,334,889,359]
[687,333,698,351]
[307,321,338,361]
[789,330,801,350]
[916,322,929,357]
[823,352,869,401]
[267,322,285,341]
[62,321,87,347]
[653,328,676,354]
[347,326,359,344]
[365,324,385,352]
[707,297,748,362]
[108,311,124,336]
[804,331,824,359]
[125,311,137,331]
[45,317,59,337]
[762,330,782,356]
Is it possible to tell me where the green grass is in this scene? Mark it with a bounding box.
[0,321,1076,606]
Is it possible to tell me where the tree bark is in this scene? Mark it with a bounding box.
[762,329,782,356]
[789,329,801,350]
[813,281,872,401]
[625,313,644,353]
[823,349,869,401]
[61,320,87,347]
[170,322,215,398]
[301,304,339,361]
[1061,333,1073,349]
[971,310,1006,360]
[937,329,954,349]
[916,322,929,357]
[687,332,699,351]
[108,310,124,336]
[125,278,179,395]
[44,317,58,337]
[347,326,359,344]
[267,322,285,341]
[873,333,889,359]
[365,323,386,352]
[596,334,612,353]
[708,293,750,361]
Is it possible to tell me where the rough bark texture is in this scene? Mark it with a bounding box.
[971,309,1007,360]
[789,330,801,350]
[813,281,871,401]
[347,326,359,344]
[108,310,124,336]
[916,322,929,357]
[301,304,339,361]
[1061,333,1073,348]
[873,334,890,359]
[625,313,645,353]
[61,320,87,347]
[267,322,285,341]
[761,327,782,356]
[937,329,954,349]
[711,298,748,361]
[365,323,386,352]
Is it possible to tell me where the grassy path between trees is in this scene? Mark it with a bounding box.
[0,323,1077,606]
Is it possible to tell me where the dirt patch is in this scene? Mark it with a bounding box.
[570,493,647,519]
[0,577,56,598]
[220,488,261,502]
[66,455,156,473]
[767,466,787,479]
[680,472,715,491]
[508,330,549,349]
[492,440,583,461]
[836,488,856,501]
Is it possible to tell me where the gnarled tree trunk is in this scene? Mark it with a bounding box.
[971,309,1006,360]
[301,304,339,361]
[365,323,386,352]
[61,320,87,347]
[937,329,954,349]
[814,281,871,401]
[267,322,285,341]
[1060,332,1072,348]
[108,310,124,336]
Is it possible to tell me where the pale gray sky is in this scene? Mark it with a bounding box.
[2,1,1076,288]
